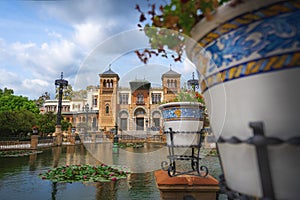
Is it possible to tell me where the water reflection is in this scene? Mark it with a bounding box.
[52,146,62,168]
[0,144,161,200]
[84,142,174,173]
[29,153,37,171]
[94,181,117,200]
[52,182,58,200]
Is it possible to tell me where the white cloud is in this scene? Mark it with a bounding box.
[31,0,141,48]
[22,78,51,96]
[46,30,62,39]
[36,0,138,26]
[23,79,49,87]
[0,35,82,99]
[73,22,105,50]
[9,39,81,77]
[0,69,21,87]
[0,0,160,99]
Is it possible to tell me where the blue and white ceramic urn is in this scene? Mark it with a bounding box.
[159,102,205,147]
[187,0,300,199]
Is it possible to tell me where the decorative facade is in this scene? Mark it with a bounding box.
[43,68,181,134]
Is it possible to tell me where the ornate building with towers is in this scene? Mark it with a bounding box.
[43,67,182,134]
[97,67,181,132]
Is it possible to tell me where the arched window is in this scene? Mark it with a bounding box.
[167,80,170,88]
[172,80,175,88]
[134,108,145,117]
[103,80,107,88]
[105,104,109,114]
[152,111,161,130]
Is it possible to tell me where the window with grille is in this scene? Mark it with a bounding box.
[151,93,161,104]
[136,93,144,104]
[119,93,129,104]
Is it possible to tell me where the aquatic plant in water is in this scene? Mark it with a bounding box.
[0,150,42,157]
[39,164,130,183]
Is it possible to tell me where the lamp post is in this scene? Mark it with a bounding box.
[113,123,119,146]
[145,119,149,139]
[84,103,90,133]
[54,72,68,146]
[187,72,199,92]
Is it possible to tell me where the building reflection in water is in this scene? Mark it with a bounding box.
[52,146,62,168]
[84,142,168,173]
[94,181,117,200]
[43,144,162,200]
[28,153,37,171]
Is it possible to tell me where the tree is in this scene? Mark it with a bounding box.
[36,112,56,136]
[0,87,39,137]
[0,88,14,96]
[72,89,87,100]
[55,84,73,100]
[72,85,98,100]
[61,120,72,132]
[0,88,39,114]
[36,112,71,136]
[35,92,50,108]
[0,110,36,137]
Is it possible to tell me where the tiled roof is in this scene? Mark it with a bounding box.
[162,69,181,77]
[102,68,117,75]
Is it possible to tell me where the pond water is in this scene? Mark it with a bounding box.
[0,144,223,200]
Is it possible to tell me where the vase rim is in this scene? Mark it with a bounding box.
[190,0,283,41]
[159,101,204,110]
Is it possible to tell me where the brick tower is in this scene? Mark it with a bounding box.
[98,67,119,131]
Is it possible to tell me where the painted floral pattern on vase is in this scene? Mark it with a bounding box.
[161,105,204,121]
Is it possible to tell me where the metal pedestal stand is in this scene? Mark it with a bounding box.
[161,128,208,177]
[217,122,300,200]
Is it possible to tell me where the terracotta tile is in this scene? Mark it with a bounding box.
[154,170,219,186]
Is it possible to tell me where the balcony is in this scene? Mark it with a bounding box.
[136,101,145,105]
[167,88,178,94]
[102,88,113,93]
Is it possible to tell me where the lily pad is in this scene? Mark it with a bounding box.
[39,164,130,183]
[0,150,42,157]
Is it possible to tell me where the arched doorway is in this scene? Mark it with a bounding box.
[134,108,146,130]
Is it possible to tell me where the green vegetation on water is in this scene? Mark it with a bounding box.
[119,143,144,148]
[0,150,42,157]
[39,164,130,183]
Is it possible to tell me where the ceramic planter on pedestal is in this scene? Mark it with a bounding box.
[159,102,205,147]
[187,0,300,199]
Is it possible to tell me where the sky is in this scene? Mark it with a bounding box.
[0,0,198,100]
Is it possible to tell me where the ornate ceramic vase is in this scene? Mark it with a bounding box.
[187,0,300,199]
[159,102,205,147]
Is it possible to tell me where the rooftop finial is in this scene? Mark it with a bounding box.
[170,64,172,71]
[109,64,111,70]
[192,72,195,80]
[61,72,63,79]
